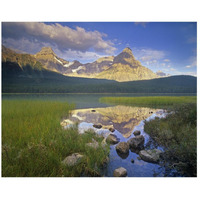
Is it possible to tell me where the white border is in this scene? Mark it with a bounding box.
[0,0,199,200]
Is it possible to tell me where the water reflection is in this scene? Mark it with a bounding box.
[65,105,162,138]
[61,105,173,177]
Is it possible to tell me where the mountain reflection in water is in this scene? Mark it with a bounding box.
[67,105,162,138]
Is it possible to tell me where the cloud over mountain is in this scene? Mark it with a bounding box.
[2,22,116,54]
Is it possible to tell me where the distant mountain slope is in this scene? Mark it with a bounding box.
[35,47,72,73]
[96,48,158,81]
[2,45,44,72]
[2,45,196,93]
[33,46,159,82]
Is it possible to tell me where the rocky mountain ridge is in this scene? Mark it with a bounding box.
[2,45,159,82]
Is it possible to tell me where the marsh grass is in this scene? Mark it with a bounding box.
[100,96,197,176]
[2,100,109,177]
[144,103,197,176]
[100,96,196,108]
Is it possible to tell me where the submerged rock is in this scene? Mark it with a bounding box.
[116,142,129,154]
[113,167,127,177]
[93,124,102,129]
[106,134,119,144]
[127,135,144,149]
[62,153,84,167]
[117,151,129,159]
[139,149,162,163]
[109,127,115,132]
[133,130,141,136]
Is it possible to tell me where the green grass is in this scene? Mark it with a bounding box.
[100,96,197,176]
[100,96,196,107]
[144,103,197,177]
[2,100,109,177]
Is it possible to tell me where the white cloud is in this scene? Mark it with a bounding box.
[2,22,116,54]
[170,68,176,71]
[133,48,166,62]
[183,71,197,76]
[161,63,166,66]
[59,49,108,63]
[184,56,197,69]
[175,71,197,77]
[189,56,197,67]
[163,59,170,62]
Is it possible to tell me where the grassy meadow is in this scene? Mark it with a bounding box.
[2,100,109,177]
[100,96,197,107]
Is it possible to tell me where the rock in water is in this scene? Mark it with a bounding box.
[133,130,141,136]
[127,135,144,149]
[62,153,84,167]
[93,124,102,129]
[106,134,119,144]
[116,142,129,154]
[109,127,115,132]
[113,167,127,177]
[139,149,163,163]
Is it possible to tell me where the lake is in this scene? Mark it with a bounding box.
[3,93,193,177]
[2,93,196,109]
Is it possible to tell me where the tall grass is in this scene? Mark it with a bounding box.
[144,103,197,177]
[100,96,196,107]
[2,100,109,177]
[100,96,197,176]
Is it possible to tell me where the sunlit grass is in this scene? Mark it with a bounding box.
[100,96,196,107]
[2,100,109,177]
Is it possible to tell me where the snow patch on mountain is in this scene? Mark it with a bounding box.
[72,66,84,73]
[54,56,63,65]
[64,62,74,68]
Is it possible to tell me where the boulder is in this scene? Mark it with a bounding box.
[106,134,119,144]
[109,127,115,132]
[93,124,102,129]
[117,151,129,159]
[133,130,141,136]
[60,119,74,127]
[139,149,162,163]
[116,142,129,154]
[86,139,99,149]
[62,153,84,167]
[128,135,144,149]
[113,167,127,177]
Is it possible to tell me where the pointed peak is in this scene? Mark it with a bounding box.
[39,47,55,55]
[122,47,132,54]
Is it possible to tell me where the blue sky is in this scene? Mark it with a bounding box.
[2,22,197,76]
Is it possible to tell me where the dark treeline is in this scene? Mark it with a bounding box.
[2,61,197,94]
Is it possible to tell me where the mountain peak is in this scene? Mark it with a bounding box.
[113,47,139,66]
[122,47,132,54]
[39,47,55,55]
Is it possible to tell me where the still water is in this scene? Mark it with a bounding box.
[63,105,179,177]
[2,93,195,109]
[3,93,189,177]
